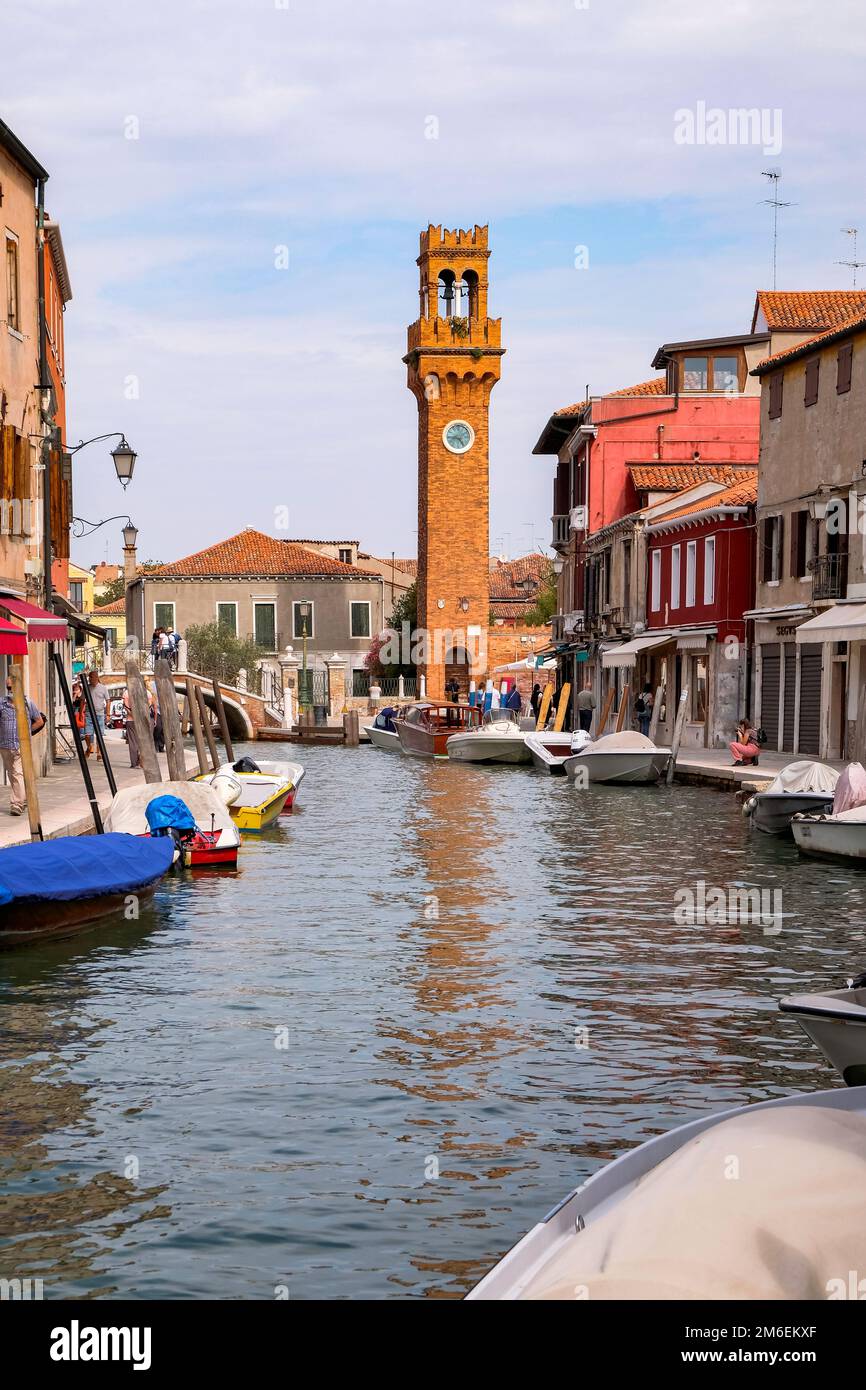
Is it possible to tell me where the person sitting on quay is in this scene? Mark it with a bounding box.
[0,675,45,816]
[730,717,761,768]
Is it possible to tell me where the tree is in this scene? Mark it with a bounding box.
[523,561,558,626]
[365,580,417,679]
[96,575,125,606]
[185,622,264,688]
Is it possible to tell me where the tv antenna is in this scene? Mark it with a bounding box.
[760,168,794,290]
[836,228,865,288]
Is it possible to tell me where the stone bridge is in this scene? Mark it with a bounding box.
[100,669,283,742]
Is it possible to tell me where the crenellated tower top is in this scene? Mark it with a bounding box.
[415,223,492,323]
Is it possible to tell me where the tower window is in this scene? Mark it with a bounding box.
[463,270,479,318]
[438,270,456,318]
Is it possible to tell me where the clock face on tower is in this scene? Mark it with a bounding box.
[443,420,475,454]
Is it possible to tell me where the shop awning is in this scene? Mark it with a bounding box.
[493,656,557,673]
[0,595,69,642]
[676,629,716,651]
[0,621,28,656]
[601,634,672,669]
[795,603,866,644]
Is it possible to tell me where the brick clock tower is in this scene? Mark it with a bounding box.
[405,224,504,700]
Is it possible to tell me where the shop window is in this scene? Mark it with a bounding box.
[690,655,708,723]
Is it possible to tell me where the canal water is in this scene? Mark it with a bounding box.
[2,744,865,1299]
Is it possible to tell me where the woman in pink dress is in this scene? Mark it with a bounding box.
[730,718,760,767]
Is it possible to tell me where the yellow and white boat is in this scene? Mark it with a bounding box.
[198,764,291,832]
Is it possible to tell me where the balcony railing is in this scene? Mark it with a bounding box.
[811,552,848,601]
[551,514,570,551]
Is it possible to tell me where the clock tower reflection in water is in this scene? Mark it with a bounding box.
[405,225,504,700]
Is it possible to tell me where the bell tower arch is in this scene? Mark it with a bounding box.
[405,224,504,700]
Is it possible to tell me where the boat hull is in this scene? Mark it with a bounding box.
[525,733,572,774]
[467,1086,866,1299]
[397,723,452,758]
[792,817,866,860]
[446,732,530,764]
[748,791,835,835]
[367,725,401,752]
[780,987,866,1086]
[0,885,157,948]
[564,750,670,784]
[231,788,289,831]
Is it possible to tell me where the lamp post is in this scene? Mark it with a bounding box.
[299,602,311,714]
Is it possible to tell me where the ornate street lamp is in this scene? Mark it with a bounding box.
[122,521,139,550]
[110,437,137,489]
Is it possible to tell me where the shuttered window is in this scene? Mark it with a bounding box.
[804,359,820,407]
[837,342,853,394]
[790,509,809,578]
[768,371,783,419]
[762,515,783,582]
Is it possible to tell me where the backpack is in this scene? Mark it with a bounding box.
[634,696,646,714]
[756,728,768,746]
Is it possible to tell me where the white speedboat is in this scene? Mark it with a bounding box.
[366,707,402,752]
[744,760,838,835]
[563,730,670,785]
[525,731,573,774]
[791,804,866,861]
[198,760,294,831]
[446,710,532,765]
[468,1087,866,1300]
[231,757,305,809]
[780,976,866,1088]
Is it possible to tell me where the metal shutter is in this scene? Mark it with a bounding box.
[783,642,797,750]
[760,644,780,748]
[798,645,823,756]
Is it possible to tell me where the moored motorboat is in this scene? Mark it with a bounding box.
[780,975,866,1087]
[467,1087,866,1299]
[366,706,403,752]
[106,780,241,868]
[198,764,291,831]
[396,702,481,758]
[563,730,670,785]
[744,759,838,835]
[791,804,866,861]
[227,757,305,811]
[525,731,572,774]
[0,833,175,948]
[446,710,532,764]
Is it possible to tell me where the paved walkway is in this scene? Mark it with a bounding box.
[0,730,200,848]
[674,746,846,791]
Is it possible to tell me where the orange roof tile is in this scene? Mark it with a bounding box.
[92,597,125,616]
[628,463,752,491]
[652,472,758,525]
[753,308,866,373]
[753,290,866,333]
[607,376,668,398]
[153,529,379,578]
[491,601,533,620]
[489,553,551,600]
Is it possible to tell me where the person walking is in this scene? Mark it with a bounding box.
[529,683,541,720]
[576,681,596,733]
[635,682,654,738]
[71,679,87,747]
[505,683,522,715]
[122,683,154,769]
[0,675,45,816]
[730,717,761,768]
[85,670,110,760]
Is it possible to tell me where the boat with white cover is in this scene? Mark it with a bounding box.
[467,1087,866,1299]
[525,731,573,774]
[106,779,242,867]
[743,759,838,835]
[792,803,866,861]
[366,706,403,752]
[780,974,866,1087]
[563,730,670,785]
[446,710,533,764]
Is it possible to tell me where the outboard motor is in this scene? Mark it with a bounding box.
[570,729,593,753]
[233,757,261,774]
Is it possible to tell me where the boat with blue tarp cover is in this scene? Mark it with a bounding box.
[0,833,175,947]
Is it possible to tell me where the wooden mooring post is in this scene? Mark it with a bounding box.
[186,677,209,775]
[155,658,186,782]
[597,687,615,736]
[195,685,220,770]
[211,679,234,761]
[125,662,162,784]
[10,663,44,841]
[666,687,690,786]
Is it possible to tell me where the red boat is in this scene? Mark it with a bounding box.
[396,702,482,758]
[105,782,241,870]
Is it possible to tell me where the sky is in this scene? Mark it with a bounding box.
[4,0,865,570]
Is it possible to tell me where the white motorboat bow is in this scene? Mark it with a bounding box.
[525,731,573,774]
[744,759,838,835]
[468,1087,866,1299]
[780,975,866,1087]
[446,710,532,764]
[563,730,670,785]
[791,803,866,861]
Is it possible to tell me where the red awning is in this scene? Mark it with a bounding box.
[0,596,69,642]
[0,621,28,656]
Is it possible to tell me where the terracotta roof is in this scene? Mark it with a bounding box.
[753,290,866,333]
[628,463,751,491]
[753,309,866,373]
[490,553,551,600]
[92,597,125,616]
[552,399,590,418]
[491,601,537,620]
[361,555,417,576]
[607,376,668,398]
[654,471,758,524]
[285,538,360,546]
[153,529,379,578]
